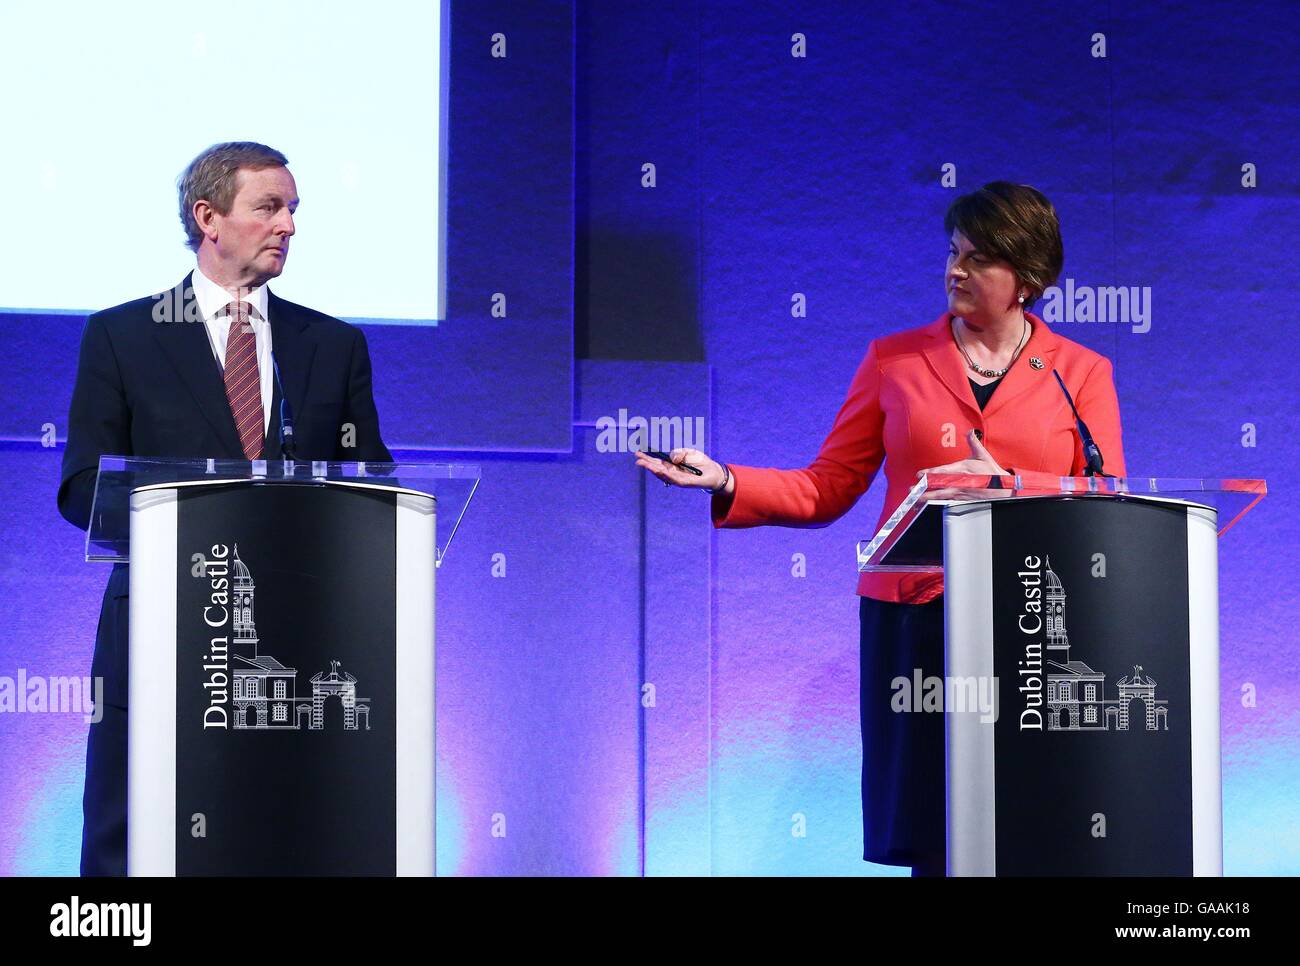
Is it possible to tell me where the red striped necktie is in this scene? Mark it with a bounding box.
[219,300,264,460]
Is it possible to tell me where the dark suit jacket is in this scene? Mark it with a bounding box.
[59,271,393,707]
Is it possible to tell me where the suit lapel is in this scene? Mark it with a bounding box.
[920,313,982,420]
[266,289,317,452]
[921,311,1061,422]
[981,313,1059,420]
[151,272,245,456]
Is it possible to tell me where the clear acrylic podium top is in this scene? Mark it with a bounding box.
[857,472,1267,574]
[88,456,481,566]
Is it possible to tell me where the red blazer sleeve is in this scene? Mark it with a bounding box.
[712,341,885,528]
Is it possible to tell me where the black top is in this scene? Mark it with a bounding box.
[969,375,1004,410]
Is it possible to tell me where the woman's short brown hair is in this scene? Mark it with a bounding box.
[943,181,1063,306]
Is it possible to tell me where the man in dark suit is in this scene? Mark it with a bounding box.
[59,141,392,875]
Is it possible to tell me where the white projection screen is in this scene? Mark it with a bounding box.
[0,0,447,324]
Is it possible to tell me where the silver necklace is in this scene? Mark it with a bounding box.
[953,316,1028,379]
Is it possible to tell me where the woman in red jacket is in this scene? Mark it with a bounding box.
[636,181,1126,876]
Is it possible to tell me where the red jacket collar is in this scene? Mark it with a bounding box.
[920,311,1061,419]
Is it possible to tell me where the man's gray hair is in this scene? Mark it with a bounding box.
[177,141,289,252]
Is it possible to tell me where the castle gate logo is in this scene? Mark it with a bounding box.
[194,544,371,732]
[1015,555,1169,733]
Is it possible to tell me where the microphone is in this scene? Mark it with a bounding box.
[1052,370,1108,477]
[271,353,297,461]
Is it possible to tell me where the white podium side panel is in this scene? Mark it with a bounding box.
[128,488,179,876]
[943,502,996,877]
[395,493,436,877]
[1187,506,1223,876]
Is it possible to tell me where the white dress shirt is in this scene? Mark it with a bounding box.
[190,266,274,438]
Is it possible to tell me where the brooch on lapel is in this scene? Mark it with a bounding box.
[1029,357,1044,370]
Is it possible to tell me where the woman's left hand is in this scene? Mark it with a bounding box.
[916,429,1007,479]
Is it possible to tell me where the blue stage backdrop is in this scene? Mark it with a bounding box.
[1,0,1296,875]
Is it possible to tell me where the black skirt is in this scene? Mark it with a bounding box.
[860,593,946,869]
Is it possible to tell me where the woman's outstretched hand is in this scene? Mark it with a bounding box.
[634,448,731,492]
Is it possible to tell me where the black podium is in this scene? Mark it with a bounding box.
[87,457,479,876]
[858,473,1266,876]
